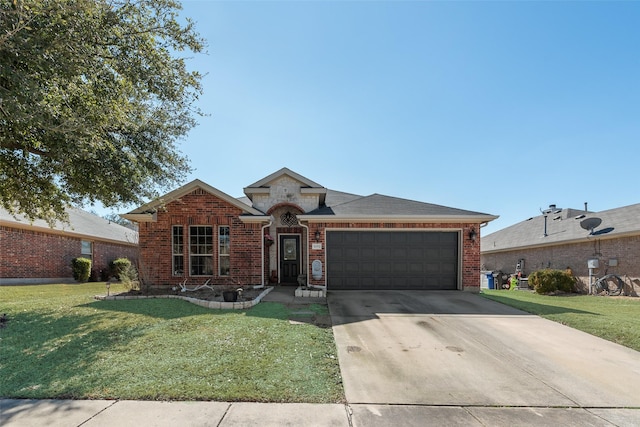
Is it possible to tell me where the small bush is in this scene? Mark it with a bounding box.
[528,269,575,294]
[111,258,131,280]
[111,258,139,291]
[71,257,92,282]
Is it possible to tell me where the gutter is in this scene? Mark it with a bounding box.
[299,214,499,223]
[0,219,138,247]
[481,229,640,254]
[298,220,310,287]
[259,216,273,287]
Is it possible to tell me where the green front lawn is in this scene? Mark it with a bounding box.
[481,290,640,352]
[0,283,344,402]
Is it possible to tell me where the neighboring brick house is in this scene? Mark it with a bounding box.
[123,168,497,292]
[480,203,640,295]
[1,207,138,284]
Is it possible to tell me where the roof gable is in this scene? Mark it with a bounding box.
[125,179,264,220]
[244,167,323,190]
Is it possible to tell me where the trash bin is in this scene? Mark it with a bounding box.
[486,273,495,290]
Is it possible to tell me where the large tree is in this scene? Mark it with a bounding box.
[0,0,204,224]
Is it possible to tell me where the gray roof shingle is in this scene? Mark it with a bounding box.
[0,207,137,245]
[304,193,496,219]
[481,203,640,253]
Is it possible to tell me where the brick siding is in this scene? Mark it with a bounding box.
[481,235,640,294]
[0,225,137,281]
[307,222,481,291]
[138,189,263,287]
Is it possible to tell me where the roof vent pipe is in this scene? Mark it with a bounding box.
[585,202,588,212]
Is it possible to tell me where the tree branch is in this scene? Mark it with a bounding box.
[0,141,50,157]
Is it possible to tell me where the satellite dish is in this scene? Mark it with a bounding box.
[580,217,602,234]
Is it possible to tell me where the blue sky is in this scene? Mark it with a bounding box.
[109,1,640,236]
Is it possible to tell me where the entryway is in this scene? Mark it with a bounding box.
[279,234,300,284]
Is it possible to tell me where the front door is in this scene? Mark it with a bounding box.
[280,235,300,284]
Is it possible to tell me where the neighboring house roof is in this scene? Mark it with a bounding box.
[481,203,640,253]
[0,206,137,245]
[302,193,498,223]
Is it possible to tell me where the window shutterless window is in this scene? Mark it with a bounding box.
[219,226,230,276]
[189,226,213,276]
[172,226,184,276]
[81,240,93,260]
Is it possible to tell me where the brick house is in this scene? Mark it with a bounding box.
[1,207,138,284]
[123,168,497,292]
[480,203,640,295]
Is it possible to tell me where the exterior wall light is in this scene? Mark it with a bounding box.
[468,228,477,243]
[314,230,321,242]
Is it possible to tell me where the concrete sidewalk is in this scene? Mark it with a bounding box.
[2,399,639,426]
[3,288,639,426]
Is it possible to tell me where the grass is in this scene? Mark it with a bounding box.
[0,283,344,402]
[480,290,640,352]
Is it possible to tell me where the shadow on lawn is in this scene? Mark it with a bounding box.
[480,293,598,316]
[81,298,213,319]
[87,297,312,324]
[0,309,142,399]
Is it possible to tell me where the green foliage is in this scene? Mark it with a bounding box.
[111,258,139,291]
[0,284,344,402]
[111,258,131,280]
[0,0,205,225]
[528,269,575,294]
[71,257,92,282]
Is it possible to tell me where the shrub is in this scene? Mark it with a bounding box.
[111,258,139,291]
[528,269,575,294]
[71,257,92,282]
[111,258,131,280]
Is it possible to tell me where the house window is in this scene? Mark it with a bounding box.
[172,226,184,276]
[189,226,213,276]
[81,240,93,260]
[219,226,230,276]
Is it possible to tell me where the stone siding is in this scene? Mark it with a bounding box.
[251,175,320,213]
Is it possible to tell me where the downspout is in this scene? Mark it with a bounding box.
[260,217,273,288]
[298,220,310,287]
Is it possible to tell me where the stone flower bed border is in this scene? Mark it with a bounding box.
[295,286,326,298]
[95,286,274,310]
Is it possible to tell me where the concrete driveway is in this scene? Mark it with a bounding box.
[327,290,640,408]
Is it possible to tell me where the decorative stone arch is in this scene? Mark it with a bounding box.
[266,202,305,216]
[265,203,306,283]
